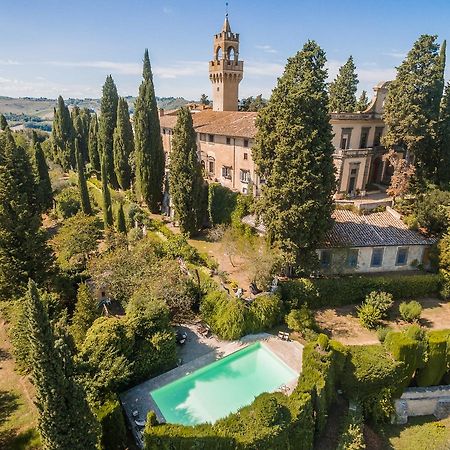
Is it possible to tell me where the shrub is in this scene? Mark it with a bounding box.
[55,186,81,219]
[247,294,282,332]
[416,189,450,235]
[95,396,127,450]
[212,296,247,340]
[280,274,441,309]
[336,410,365,450]
[415,330,450,386]
[207,183,238,225]
[357,302,382,329]
[399,301,422,322]
[364,291,393,317]
[285,304,316,333]
[317,334,329,351]
[377,326,391,343]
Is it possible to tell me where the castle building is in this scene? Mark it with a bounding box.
[159,16,393,198]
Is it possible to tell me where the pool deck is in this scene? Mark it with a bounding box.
[120,327,303,447]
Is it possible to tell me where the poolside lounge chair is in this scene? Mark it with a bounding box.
[135,419,146,428]
[278,331,290,341]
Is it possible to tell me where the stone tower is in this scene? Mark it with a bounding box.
[209,14,244,111]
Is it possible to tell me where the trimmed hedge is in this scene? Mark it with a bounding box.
[96,396,127,450]
[336,409,365,450]
[415,330,450,387]
[280,274,441,309]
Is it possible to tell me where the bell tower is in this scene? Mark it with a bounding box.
[209,14,244,111]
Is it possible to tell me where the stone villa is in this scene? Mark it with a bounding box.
[159,15,393,198]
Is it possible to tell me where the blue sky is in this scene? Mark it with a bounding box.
[0,0,448,100]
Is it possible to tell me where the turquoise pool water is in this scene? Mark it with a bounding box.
[150,342,297,425]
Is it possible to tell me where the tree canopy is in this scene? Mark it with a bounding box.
[328,56,358,113]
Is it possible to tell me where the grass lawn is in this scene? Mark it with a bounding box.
[381,416,450,450]
[0,316,40,449]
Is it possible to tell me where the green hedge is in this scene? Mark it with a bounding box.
[280,274,441,309]
[415,330,450,386]
[96,396,127,450]
[208,183,238,225]
[336,409,365,450]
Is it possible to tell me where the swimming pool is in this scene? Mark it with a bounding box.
[150,342,298,426]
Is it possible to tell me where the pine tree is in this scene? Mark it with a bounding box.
[383,35,444,185]
[116,203,127,233]
[25,280,99,450]
[328,56,358,113]
[0,114,7,130]
[70,283,99,347]
[355,90,369,112]
[252,41,336,269]
[99,75,119,187]
[134,49,165,212]
[52,96,75,170]
[113,97,133,190]
[169,107,204,236]
[0,131,53,299]
[101,152,113,228]
[88,113,100,172]
[32,132,53,212]
[75,138,92,215]
[437,82,450,188]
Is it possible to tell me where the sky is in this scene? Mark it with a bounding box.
[0,0,449,101]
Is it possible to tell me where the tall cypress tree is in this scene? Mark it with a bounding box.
[252,41,335,269]
[0,114,7,130]
[32,132,53,212]
[75,138,92,215]
[437,82,450,188]
[355,90,369,112]
[25,280,99,450]
[73,106,90,163]
[328,56,358,113]
[134,49,165,212]
[113,97,133,190]
[99,75,119,187]
[70,283,99,347]
[169,107,204,236]
[0,131,53,299]
[101,152,113,228]
[88,113,100,172]
[52,96,75,170]
[116,203,127,234]
[383,35,444,185]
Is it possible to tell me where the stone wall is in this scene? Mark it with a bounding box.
[395,385,450,424]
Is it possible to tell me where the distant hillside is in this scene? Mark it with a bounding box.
[0,96,190,131]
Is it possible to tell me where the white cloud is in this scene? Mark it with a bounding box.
[245,61,284,77]
[153,61,207,79]
[255,44,277,54]
[0,59,20,65]
[327,59,396,85]
[383,51,407,59]
[47,60,142,75]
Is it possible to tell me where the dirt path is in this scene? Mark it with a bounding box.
[315,298,450,346]
[0,317,39,449]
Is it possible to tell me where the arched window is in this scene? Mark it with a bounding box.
[227,46,235,60]
[216,46,222,60]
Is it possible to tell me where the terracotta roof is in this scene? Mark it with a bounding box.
[160,110,257,138]
[322,209,435,248]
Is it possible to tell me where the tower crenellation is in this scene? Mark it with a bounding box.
[209,15,244,111]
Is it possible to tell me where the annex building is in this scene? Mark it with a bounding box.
[159,15,393,198]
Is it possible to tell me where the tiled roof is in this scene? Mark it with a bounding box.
[322,209,435,248]
[160,110,257,138]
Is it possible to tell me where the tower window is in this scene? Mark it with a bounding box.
[217,87,220,92]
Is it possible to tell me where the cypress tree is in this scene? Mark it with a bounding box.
[437,82,450,188]
[328,56,358,113]
[113,97,133,190]
[355,90,369,112]
[99,75,119,187]
[134,49,165,212]
[52,96,75,170]
[383,35,444,185]
[70,283,99,347]
[0,114,7,130]
[32,132,53,212]
[252,41,335,269]
[73,106,90,163]
[88,113,100,172]
[0,131,53,299]
[169,107,204,236]
[101,152,113,228]
[75,138,92,215]
[116,203,127,233]
[25,280,99,450]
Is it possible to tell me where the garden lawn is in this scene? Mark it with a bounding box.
[381,416,450,450]
[0,316,40,449]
